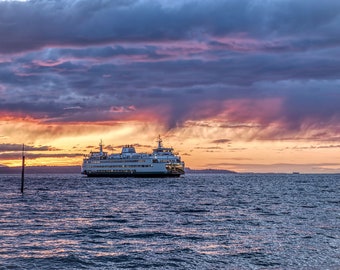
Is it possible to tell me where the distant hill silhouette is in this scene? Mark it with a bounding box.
[185,168,237,174]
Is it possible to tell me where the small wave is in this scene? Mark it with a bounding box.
[177,208,209,214]
[101,215,128,223]
[125,231,175,239]
[7,254,96,270]
[301,205,318,208]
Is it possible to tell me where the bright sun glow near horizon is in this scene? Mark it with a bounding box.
[1,118,340,173]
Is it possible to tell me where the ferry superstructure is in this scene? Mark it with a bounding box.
[81,136,185,177]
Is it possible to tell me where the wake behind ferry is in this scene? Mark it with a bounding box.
[81,136,185,177]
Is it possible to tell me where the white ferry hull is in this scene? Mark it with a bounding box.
[81,162,184,177]
[82,171,182,177]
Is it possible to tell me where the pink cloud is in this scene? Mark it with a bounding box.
[109,105,136,113]
[32,59,68,67]
[222,98,284,124]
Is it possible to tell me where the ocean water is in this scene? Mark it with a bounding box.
[0,174,339,270]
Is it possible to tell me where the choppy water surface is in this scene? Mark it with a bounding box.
[0,173,339,269]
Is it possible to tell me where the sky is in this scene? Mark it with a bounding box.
[1,0,340,173]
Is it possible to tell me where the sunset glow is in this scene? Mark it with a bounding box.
[1,0,340,173]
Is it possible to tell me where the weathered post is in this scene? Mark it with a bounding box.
[21,144,25,193]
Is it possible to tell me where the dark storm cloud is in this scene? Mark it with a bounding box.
[0,152,82,160]
[1,0,340,53]
[0,142,81,160]
[1,0,340,138]
[0,143,59,152]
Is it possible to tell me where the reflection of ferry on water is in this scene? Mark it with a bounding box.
[81,136,185,177]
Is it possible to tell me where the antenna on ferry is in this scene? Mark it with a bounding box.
[20,144,25,194]
[157,135,163,148]
[99,139,103,154]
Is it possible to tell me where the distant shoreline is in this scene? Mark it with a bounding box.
[0,166,81,174]
[185,168,237,174]
[0,166,237,174]
[1,166,340,175]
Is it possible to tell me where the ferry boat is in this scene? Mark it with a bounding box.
[81,136,185,177]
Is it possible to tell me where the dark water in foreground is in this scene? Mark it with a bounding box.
[0,174,339,269]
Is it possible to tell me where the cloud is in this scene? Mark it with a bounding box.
[194,146,223,150]
[1,0,340,54]
[0,152,82,160]
[284,144,340,150]
[0,117,126,142]
[211,139,231,144]
[1,0,340,141]
[0,143,59,152]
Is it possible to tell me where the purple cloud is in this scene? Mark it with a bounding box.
[0,0,340,139]
[0,143,58,152]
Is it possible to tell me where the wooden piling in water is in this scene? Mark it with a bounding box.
[21,144,25,193]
